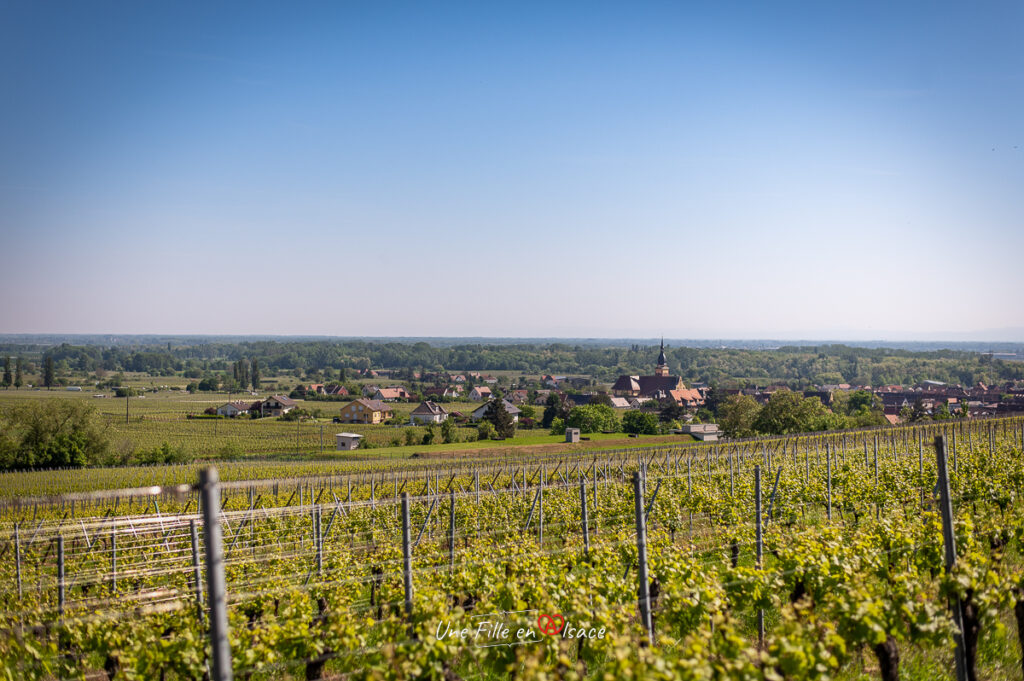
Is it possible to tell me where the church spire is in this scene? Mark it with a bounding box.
[655,337,668,376]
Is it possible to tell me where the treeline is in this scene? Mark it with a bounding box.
[5,340,1023,389]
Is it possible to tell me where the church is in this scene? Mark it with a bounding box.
[611,341,693,402]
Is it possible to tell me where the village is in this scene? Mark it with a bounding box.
[204,342,1024,451]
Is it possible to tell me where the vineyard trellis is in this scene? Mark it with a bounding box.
[1,417,1024,680]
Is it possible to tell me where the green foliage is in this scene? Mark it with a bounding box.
[548,417,565,435]
[440,418,456,444]
[477,420,496,440]
[753,390,833,435]
[483,399,516,439]
[718,394,760,438]
[0,399,109,469]
[565,404,619,434]
[622,410,659,434]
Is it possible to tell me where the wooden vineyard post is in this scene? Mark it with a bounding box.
[826,443,832,522]
[57,534,65,615]
[111,528,117,594]
[315,505,323,577]
[755,465,764,648]
[448,489,455,575]
[200,468,233,681]
[632,472,654,646]
[539,466,545,545]
[401,492,414,626]
[919,430,925,507]
[935,436,968,681]
[14,522,22,601]
[580,477,590,558]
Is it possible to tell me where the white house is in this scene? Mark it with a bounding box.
[470,399,521,423]
[216,401,252,417]
[410,401,448,424]
[335,433,363,451]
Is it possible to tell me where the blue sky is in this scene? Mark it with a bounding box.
[2,1,1022,340]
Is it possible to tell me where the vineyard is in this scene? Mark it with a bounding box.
[2,418,1024,680]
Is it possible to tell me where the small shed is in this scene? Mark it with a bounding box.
[565,427,580,443]
[335,433,363,451]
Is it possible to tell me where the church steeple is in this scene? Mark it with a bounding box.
[655,337,669,376]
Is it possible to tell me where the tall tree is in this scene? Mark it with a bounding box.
[250,359,260,391]
[14,358,23,389]
[484,399,516,439]
[1,357,11,389]
[43,355,55,389]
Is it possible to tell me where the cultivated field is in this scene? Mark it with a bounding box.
[2,418,1024,680]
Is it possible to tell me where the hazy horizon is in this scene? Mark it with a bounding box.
[2,2,1022,338]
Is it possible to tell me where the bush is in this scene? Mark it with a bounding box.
[622,410,659,435]
[0,399,109,470]
[216,442,245,460]
[477,421,496,441]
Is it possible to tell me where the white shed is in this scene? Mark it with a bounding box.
[565,428,580,443]
[335,433,363,451]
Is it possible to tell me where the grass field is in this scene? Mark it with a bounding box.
[0,381,675,462]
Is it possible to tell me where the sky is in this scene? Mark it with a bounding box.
[1,1,1022,341]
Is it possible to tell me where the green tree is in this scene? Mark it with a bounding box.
[541,393,569,428]
[440,418,456,444]
[933,403,952,420]
[565,404,619,434]
[422,423,436,445]
[484,399,516,439]
[477,420,496,440]
[251,359,260,391]
[0,399,110,470]
[718,394,761,438]
[1,357,11,389]
[43,355,55,389]
[659,400,684,423]
[13,357,22,389]
[752,390,831,435]
[622,410,659,434]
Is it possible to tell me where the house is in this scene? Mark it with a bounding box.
[450,374,466,383]
[361,385,380,397]
[469,386,493,401]
[608,396,633,409]
[410,401,448,424]
[261,395,297,417]
[324,384,349,396]
[471,399,521,423]
[374,387,411,402]
[668,388,704,408]
[508,389,530,405]
[216,401,252,417]
[338,398,393,424]
[533,389,553,405]
[335,433,363,451]
[307,383,326,395]
[611,341,686,399]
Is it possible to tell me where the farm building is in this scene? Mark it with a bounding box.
[410,401,448,424]
[335,433,363,450]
